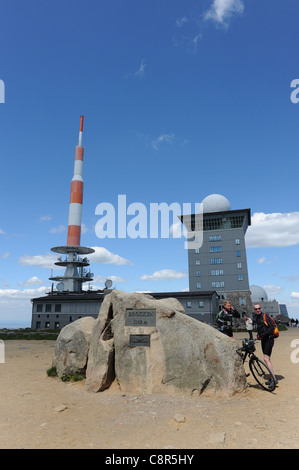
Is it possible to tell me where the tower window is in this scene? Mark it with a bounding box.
[211,258,223,264]
[209,246,222,252]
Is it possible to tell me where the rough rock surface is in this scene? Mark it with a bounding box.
[52,316,95,377]
[85,290,246,396]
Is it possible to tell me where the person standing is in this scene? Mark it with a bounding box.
[216,301,240,337]
[243,313,253,340]
[254,303,278,386]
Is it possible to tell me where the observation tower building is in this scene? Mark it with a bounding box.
[180,194,252,314]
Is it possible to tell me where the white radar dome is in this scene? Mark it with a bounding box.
[202,194,231,213]
[250,285,269,302]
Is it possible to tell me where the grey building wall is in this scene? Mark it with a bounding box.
[31,293,105,330]
[31,290,219,329]
[182,208,252,316]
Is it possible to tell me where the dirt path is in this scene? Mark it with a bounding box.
[0,329,298,449]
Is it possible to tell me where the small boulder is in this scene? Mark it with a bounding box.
[53,316,95,377]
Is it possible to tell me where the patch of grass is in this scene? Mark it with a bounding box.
[0,329,59,340]
[61,373,85,382]
[47,366,58,377]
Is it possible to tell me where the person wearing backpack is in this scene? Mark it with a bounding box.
[254,303,278,386]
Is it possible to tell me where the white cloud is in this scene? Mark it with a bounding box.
[291,292,299,299]
[151,133,175,150]
[49,225,66,234]
[40,215,51,221]
[18,276,44,287]
[0,286,48,300]
[81,223,88,234]
[134,59,146,77]
[263,284,283,297]
[126,59,146,79]
[246,212,299,248]
[257,257,278,264]
[140,269,187,281]
[2,252,10,259]
[19,253,58,269]
[90,247,132,265]
[92,275,126,285]
[170,221,187,238]
[0,229,5,234]
[204,0,244,26]
[176,16,188,28]
[19,248,132,270]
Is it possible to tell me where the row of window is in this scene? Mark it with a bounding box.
[209,246,222,252]
[203,215,245,231]
[195,248,242,257]
[36,304,61,313]
[186,301,204,308]
[196,259,243,268]
[187,297,247,308]
[35,314,77,329]
[209,251,242,259]
[209,235,221,242]
[196,267,243,276]
[208,237,241,245]
[196,275,244,289]
[198,238,241,249]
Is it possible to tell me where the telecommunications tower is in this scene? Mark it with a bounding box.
[49,116,95,292]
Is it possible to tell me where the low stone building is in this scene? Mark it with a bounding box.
[31,289,219,330]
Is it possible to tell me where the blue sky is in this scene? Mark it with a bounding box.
[1,0,299,326]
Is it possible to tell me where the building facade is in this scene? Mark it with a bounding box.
[31,290,219,330]
[180,194,252,315]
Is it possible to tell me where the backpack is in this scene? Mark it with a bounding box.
[263,313,279,338]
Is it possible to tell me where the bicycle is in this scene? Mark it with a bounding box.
[236,338,276,392]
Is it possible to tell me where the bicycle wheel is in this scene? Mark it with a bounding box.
[249,356,276,391]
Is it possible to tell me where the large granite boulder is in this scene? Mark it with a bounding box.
[86,290,246,396]
[53,316,95,377]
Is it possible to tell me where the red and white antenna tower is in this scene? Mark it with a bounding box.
[50,116,94,293]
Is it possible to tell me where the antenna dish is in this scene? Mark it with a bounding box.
[105,279,112,289]
[56,282,64,292]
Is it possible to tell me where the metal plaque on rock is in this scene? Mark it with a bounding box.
[125,308,156,327]
[129,335,151,347]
